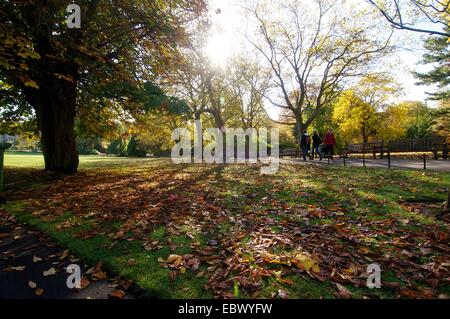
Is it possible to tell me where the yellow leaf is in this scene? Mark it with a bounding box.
[358,247,370,254]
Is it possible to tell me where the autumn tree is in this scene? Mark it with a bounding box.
[245,0,393,148]
[0,0,205,172]
[332,75,398,144]
[226,58,271,129]
[333,91,378,144]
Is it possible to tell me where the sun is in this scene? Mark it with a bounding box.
[205,31,233,67]
[203,1,239,67]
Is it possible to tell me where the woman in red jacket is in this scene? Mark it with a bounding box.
[323,129,336,159]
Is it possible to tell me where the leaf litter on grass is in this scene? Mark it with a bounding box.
[3,162,449,298]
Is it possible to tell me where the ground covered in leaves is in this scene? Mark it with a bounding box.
[2,154,450,299]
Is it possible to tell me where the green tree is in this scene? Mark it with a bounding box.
[415,27,450,101]
[432,100,450,138]
[399,101,434,138]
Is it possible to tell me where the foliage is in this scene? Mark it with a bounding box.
[432,101,450,138]
[127,136,147,157]
[415,27,450,100]
[107,138,129,157]
[332,91,378,144]
[401,102,435,138]
[76,136,105,155]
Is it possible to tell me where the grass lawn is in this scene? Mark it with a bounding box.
[1,151,449,299]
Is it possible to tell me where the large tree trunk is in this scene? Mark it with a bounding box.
[38,81,79,173]
[26,66,79,173]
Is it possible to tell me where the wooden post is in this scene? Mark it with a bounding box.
[343,156,346,167]
[423,153,426,170]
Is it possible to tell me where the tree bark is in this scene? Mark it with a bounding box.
[38,81,79,173]
[25,66,79,173]
[295,115,304,150]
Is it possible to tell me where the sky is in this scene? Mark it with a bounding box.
[204,0,440,120]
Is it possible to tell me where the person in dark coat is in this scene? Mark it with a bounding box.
[323,129,336,159]
[311,131,322,160]
[300,131,311,161]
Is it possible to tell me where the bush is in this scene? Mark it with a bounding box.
[126,137,146,157]
[107,139,128,156]
[77,137,104,155]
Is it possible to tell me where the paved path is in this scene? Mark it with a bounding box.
[283,158,450,172]
[0,210,137,299]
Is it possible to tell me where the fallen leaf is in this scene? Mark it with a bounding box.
[92,262,107,280]
[80,277,90,289]
[59,249,69,260]
[335,283,352,299]
[9,266,26,271]
[166,254,182,264]
[35,288,44,296]
[43,267,57,276]
[358,247,370,254]
[33,256,42,263]
[121,280,133,290]
[109,290,125,299]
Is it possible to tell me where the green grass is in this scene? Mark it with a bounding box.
[4,151,164,169]
[2,152,449,299]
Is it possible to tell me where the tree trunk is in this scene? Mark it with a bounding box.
[26,69,79,173]
[295,118,303,150]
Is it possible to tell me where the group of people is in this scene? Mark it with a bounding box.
[300,129,336,161]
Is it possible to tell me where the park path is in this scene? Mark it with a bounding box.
[0,210,137,299]
[282,158,450,172]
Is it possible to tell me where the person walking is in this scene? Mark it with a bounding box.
[323,129,336,159]
[311,131,322,160]
[300,131,311,161]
